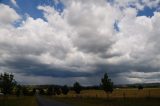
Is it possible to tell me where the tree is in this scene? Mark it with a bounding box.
[61,85,69,95]
[22,87,29,96]
[39,88,45,95]
[16,85,21,97]
[47,86,53,96]
[31,88,36,95]
[101,73,113,94]
[0,73,16,95]
[73,82,81,94]
[54,86,61,95]
[138,85,143,90]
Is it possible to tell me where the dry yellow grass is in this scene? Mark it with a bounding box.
[53,88,160,106]
[56,88,160,98]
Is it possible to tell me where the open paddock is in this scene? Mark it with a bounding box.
[55,88,160,98]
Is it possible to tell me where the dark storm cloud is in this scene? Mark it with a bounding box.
[2,57,102,78]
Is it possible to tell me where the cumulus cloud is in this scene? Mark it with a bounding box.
[0,4,20,26]
[64,1,121,54]
[0,0,160,85]
[113,0,160,10]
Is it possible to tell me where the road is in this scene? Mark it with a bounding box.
[36,96,72,106]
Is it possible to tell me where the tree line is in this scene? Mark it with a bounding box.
[0,72,115,96]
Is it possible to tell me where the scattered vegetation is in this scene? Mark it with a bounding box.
[0,72,160,106]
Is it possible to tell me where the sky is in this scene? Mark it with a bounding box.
[0,0,160,86]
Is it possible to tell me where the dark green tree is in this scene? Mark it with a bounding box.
[73,82,81,94]
[0,73,16,95]
[16,85,21,97]
[47,86,53,96]
[54,86,61,95]
[39,88,45,95]
[22,87,29,96]
[61,85,69,95]
[101,73,113,94]
[31,88,36,95]
[138,85,143,90]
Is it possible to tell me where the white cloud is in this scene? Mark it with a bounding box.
[0,4,20,26]
[114,0,160,10]
[64,1,122,55]
[0,1,160,85]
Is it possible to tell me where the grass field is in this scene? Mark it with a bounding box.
[54,97,160,106]
[0,88,159,106]
[0,96,38,106]
[55,88,160,98]
[52,88,160,106]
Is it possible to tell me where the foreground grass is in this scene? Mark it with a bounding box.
[0,96,38,106]
[51,88,160,106]
[54,97,160,106]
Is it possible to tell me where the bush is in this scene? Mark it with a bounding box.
[54,86,61,95]
[61,85,69,95]
[47,86,53,96]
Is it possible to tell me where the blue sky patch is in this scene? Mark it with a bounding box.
[137,6,157,17]
[0,0,64,19]
[114,20,120,32]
